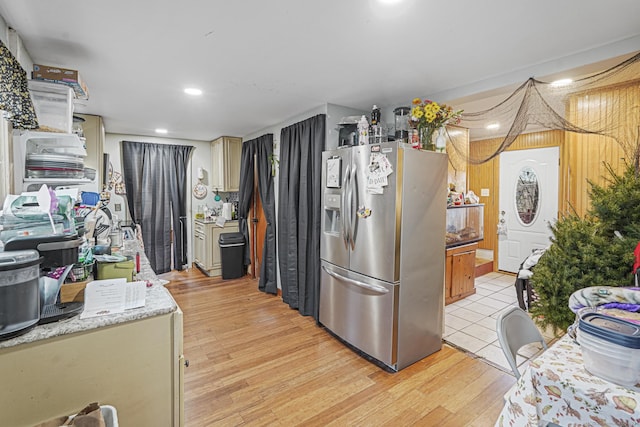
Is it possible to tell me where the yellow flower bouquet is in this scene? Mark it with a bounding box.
[409,98,462,151]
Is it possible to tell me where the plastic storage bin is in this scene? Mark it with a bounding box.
[96,260,134,281]
[218,232,245,279]
[28,80,74,133]
[577,312,640,388]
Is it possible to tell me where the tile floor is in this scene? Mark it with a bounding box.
[443,271,558,376]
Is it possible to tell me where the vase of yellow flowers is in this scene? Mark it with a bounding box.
[409,98,462,151]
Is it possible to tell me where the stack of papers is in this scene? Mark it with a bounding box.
[80,278,146,319]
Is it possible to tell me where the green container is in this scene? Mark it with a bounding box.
[96,260,134,282]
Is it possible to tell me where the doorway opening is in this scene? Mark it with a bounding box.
[249,156,267,279]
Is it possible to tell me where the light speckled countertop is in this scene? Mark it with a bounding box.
[194,218,238,225]
[0,244,178,350]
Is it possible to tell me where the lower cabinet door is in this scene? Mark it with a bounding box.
[451,250,475,297]
[193,231,205,267]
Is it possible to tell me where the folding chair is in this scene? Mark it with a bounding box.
[496,306,547,378]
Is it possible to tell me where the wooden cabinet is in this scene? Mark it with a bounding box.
[0,310,183,426]
[210,136,242,192]
[193,223,207,269]
[445,242,477,305]
[193,220,239,276]
[76,113,105,189]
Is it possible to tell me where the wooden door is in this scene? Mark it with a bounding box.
[249,161,267,279]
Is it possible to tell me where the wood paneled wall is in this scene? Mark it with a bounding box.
[468,80,640,272]
[565,81,640,215]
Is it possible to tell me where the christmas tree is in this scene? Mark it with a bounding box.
[530,163,640,332]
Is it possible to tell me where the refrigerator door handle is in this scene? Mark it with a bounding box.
[322,265,389,294]
[346,164,354,248]
[342,165,351,249]
[349,163,357,249]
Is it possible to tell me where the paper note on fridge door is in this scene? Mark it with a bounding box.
[326,157,341,188]
[367,153,393,193]
[367,174,388,190]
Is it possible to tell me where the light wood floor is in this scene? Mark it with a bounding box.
[162,267,513,426]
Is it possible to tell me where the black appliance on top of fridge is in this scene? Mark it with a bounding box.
[319,141,447,371]
[337,116,359,147]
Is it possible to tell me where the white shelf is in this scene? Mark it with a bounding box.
[23,178,91,183]
[13,130,89,192]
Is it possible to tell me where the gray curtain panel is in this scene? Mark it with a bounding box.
[238,139,255,268]
[238,134,277,294]
[122,141,194,274]
[255,135,277,294]
[278,114,325,318]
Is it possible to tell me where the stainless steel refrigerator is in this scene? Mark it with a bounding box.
[319,141,447,371]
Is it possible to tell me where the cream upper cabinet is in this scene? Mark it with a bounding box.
[76,113,105,188]
[210,136,242,192]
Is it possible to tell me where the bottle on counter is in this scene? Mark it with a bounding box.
[110,214,122,250]
[370,105,384,144]
[358,115,369,145]
[371,105,380,127]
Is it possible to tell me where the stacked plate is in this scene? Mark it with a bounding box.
[26,153,85,179]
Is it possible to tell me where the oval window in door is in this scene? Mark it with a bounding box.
[515,166,539,225]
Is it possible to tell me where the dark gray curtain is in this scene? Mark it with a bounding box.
[278,114,325,318]
[238,140,255,268]
[238,134,277,294]
[122,141,194,274]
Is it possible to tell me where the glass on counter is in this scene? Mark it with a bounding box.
[195,205,204,219]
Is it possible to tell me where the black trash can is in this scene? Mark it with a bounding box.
[218,232,245,279]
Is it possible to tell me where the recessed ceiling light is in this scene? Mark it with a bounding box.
[155,128,168,134]
[184,88,203,96]
[551,78,573,87]
[485,123,500,130]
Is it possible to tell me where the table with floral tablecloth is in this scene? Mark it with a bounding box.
[496,334,640,426]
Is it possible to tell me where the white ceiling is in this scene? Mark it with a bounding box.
[1,0,639,142]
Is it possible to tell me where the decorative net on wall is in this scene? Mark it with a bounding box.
[448,51,640,165]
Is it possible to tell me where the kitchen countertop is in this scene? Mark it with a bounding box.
[195,217,238,224]
[0,242,178,350]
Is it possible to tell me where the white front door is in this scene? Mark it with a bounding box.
[498,147,559,273]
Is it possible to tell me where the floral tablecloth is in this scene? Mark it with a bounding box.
[496,334,640,426]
